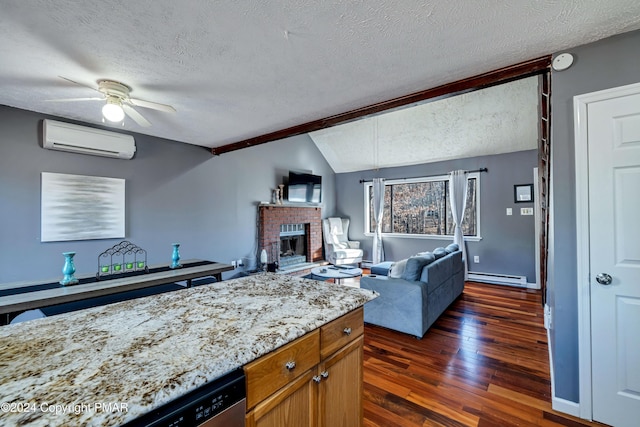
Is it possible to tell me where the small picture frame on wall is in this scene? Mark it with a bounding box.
[514,184,534,203]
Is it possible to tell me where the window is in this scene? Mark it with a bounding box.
[365,173,480,239]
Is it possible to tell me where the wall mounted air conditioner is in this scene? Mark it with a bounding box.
[43,119,136,159]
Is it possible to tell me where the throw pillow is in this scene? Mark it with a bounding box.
[388,259,408,278]
[401,254,435,281]
[445,243,459,254]
[433,247,447,259]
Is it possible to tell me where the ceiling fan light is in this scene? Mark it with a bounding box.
[102,99,125,122]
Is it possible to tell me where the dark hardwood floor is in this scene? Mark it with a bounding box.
[361,280,608,427]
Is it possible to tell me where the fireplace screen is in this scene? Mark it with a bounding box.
[280,224,307,268]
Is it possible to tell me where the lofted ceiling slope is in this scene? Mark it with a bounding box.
[309,76,540,173]
[0,1,639,161]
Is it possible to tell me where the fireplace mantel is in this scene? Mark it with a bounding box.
[258,202,321,209]
[258,204,323,267]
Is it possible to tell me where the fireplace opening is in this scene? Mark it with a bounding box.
[280,224,307,269]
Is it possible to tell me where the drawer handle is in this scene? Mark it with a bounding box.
[343,327,352,336]
[321,370,329,379]
[313,375,322,384]
[285,361,296,371]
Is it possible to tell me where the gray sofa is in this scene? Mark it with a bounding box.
[360,244,464,338]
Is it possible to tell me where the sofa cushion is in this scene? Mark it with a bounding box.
[445,243,459,253]
[401,253,435,281]
[370,261,394,276]
[433,247,447,259]
[420,256,453,289]
[450,250,463,274]
[389,259,408,278]
[415,251,435,260]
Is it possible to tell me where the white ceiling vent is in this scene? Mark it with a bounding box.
[42,119,136,159]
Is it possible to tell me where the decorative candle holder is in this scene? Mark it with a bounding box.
[96,240,148,279]
[60,251,79,286]
[171,243,181,269]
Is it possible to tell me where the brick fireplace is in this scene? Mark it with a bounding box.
[258,204,323,269]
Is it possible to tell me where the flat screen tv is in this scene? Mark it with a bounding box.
[288,172,322,203]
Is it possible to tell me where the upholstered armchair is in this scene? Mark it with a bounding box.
[322,217,363,266]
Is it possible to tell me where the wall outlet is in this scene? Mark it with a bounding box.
[506,208,513,216]
[521,207,534,215]
[237,259,244,267]
[473,255,480,263]
[231,260,237,268]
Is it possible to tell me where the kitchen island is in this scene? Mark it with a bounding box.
[0,273,376,426]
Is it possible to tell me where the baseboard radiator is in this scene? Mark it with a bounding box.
[468,271,527,287]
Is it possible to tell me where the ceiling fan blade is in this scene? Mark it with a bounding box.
[58,76,99,92]
[44,97,104,102]
[122,104,151,127]
[128,97,176,113]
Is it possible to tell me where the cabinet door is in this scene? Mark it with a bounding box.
[246,369,318,427]
[317,336,364,427]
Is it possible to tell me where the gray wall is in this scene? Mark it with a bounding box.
[549,29,640,402]
[335,150,538,282]
[0,106,336,283]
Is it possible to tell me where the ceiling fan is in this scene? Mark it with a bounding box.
[46,77,176,127]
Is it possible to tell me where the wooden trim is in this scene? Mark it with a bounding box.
[211,55,551,155]
[538,71,552,306]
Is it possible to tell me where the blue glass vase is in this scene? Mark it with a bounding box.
[171,243,181,269]
[60,251,79,285]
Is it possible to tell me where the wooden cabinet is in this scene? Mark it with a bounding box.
[318,337,363,427]
[245,329,320,409]
[245,307,364,427]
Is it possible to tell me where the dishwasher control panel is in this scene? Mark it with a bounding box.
[122,369,246,427]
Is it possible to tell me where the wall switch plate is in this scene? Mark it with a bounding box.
[473,256,480,263]
[521,207,534,215]
[506,208,512,215]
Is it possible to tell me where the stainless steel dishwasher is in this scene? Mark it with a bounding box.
[121,368,246,427]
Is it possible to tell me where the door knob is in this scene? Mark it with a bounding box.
[596,273,613,285]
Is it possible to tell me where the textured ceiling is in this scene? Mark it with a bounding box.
[310,76,539,173]
[0,1,639,153]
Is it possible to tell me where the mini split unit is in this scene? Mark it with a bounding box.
[42,119,136,159]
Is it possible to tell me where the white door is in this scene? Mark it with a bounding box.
[588,89,640,426]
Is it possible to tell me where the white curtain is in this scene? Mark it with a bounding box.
[372,178,385,264]
[449,170,469,280]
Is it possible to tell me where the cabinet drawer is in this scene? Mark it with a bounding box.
[244,329,320,409]
[320,307,363,359]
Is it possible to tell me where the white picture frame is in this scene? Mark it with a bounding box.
[41,172,125,242]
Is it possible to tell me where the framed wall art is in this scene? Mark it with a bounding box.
[514,183,534,203]
[41,172,125,242]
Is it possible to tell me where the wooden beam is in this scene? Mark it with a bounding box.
[211,55,551,156]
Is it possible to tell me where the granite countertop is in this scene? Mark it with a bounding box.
[0,273,377,426]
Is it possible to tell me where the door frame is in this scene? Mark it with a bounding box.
[574,81,640,420]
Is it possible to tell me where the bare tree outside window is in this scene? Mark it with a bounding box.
[368,176,478,237]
